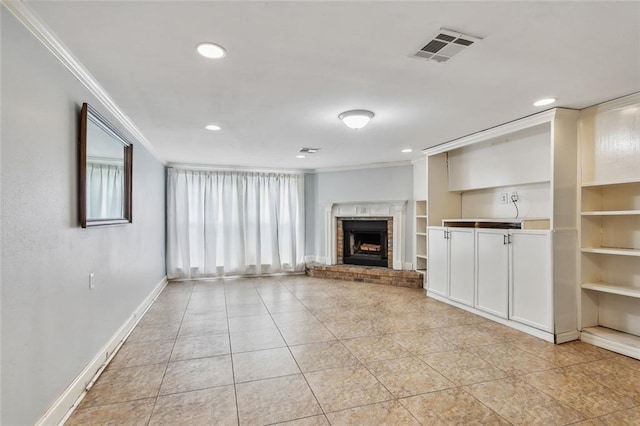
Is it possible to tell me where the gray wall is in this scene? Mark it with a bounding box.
[305,165,414,262]
[1,12,166,425]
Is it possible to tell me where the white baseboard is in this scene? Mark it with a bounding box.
[36,276,168,426]
[425,291,556,343]
[304,255,326,264]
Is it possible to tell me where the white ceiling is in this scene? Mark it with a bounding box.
[27,1,640,170]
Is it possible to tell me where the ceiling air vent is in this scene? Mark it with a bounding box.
[299,147,320,154]
[412,28,481,63]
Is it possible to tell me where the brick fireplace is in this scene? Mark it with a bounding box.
[324,201,407,270]
[308,201,421,288]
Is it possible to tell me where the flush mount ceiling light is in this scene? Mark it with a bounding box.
[338,110,374,130]
[296,155,306,159]
[196,42,227,59]
[205,124,221,131]
[402,148,413,153]
[533,98,556,107]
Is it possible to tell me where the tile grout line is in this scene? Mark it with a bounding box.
[145,282,194,426]
[257,278,329,420]
[223,279,242,426]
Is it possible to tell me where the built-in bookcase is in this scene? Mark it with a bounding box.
[579,93,640,359]
[415,200,427,274]
[423,108,580,343]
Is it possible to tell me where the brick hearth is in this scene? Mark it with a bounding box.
[305,263,423,289]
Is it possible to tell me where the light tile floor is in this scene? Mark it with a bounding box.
[66,275,640,425]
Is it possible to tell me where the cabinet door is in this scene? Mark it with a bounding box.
[427,227,448,296]
[510,231,552,331]
[448,228,475,306]
[475,229,509,318]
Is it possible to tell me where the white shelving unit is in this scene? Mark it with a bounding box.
[423,108,579,343]
[578,93,640,360]
[415,200,427,274]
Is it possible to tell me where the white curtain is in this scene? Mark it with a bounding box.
[166,168,305,278]
[86,163,124,219]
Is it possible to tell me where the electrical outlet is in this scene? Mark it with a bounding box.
[500,193,509,204]
[511,192,519,202]
[89,273,95,289]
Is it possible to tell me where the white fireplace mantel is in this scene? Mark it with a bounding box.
[325,201,407,270]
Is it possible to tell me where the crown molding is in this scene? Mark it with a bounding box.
[309,160,412,174]
[2,0,165,163]
[168,163,307,175]
[422,107,578,156]
[579,91,640,117]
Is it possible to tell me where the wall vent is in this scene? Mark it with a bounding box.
[412,28,481,63]
[299,147,320,154]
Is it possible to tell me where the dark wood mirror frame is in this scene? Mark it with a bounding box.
[79,103,133,228]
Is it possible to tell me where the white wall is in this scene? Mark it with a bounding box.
[412,157,426,200]
[460,182,551,219]
[305,165,414,263]
[1,12,166,425]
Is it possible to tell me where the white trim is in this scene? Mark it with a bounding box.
[423,108,577,156]
[325,201,407,271]
[555,330,580,344]
[2,0,164,163]
[580,92,640,117]
[309,160,411,174]
[426,291,556,343]
[304,255,325,264]
[168,163,305,175]
[580,328,640,360]
[37,276,168,426]
[403,262,413,271]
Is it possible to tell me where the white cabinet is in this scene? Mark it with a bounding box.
[427,226,476,307]
[448,228,475,306]
[510,231,552,332]
[475,229,509,318]
[475,229,552,330]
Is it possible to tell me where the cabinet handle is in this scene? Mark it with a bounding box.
[503,235,508,245]
[444,230,448,239]
[508,234,513,244]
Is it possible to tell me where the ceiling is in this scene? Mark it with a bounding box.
[26,1,640,170]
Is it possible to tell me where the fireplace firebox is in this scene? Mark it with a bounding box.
[342,220,388,267]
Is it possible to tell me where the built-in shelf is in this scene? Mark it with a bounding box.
[442,217,550,230]
[578,93,640,360]
[582,179,640,188]
[581,210,640,216]
[581,247,640,256]
[581,326,640,359]
[581,282,640,298]
[415,200,428,276]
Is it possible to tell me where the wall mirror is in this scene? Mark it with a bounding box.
[79,103,132,228]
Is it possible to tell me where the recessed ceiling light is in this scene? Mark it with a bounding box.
[533,98,556,107]
[197,42,227,59]
[338,110,374,130]
[296,155,306,159]
[402,148,413,153]
[205,124,221,131]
